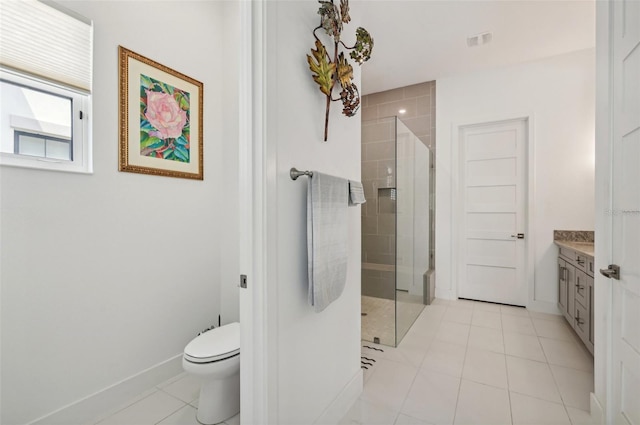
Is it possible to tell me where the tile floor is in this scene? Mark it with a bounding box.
[91,373,239,425]
[362,294,426,346]
[344,298,594,425]
[92,298,593,425]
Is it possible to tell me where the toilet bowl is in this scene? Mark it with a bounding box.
[183,322,240,425]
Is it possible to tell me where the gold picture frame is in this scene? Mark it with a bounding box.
[119,46,203,180]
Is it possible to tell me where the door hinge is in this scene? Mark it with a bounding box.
[599,264,620,280]
[240,274,248,289]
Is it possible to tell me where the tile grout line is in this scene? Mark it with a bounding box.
[93,388,160,425]
[396,304,442,422]
[451,303,472,425]
[502,308,515,425]
[152,397,189,425]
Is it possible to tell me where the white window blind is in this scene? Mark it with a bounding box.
[0,0,92,92]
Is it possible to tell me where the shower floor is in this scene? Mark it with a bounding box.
[361,294,425,347]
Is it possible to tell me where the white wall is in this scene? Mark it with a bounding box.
[220,0,240,324]
[436,48,595,311]
[0,2,236,424]
[264,2,363,423]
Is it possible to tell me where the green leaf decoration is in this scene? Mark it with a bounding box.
[336,52,353,89]
[174,145,190,162]
[141,137,164,150]
[350,27,374,64]
[318,1,342,41]
[175,92,190,111]
[175,136,189,146]
[340,82,360,117]
[340,0,350,23]
[140,74,153,89]
[140,119,154,132]
[307,39,336,97]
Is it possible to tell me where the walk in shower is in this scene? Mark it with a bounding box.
[361,116,432,347]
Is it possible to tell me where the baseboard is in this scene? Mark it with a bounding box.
[29,354,184,425]
[590,392,604,424]
[527,299,561,314]
[435,287,455,300]
[314,369,363,425]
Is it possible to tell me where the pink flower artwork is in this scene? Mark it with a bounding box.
[144,90,187,139]
[140,73,191,163]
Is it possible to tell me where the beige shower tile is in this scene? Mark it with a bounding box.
[403,82,430,98]
[417,96,432,116]
[362,161,378,180]
[363,121,395,143]
[368,87,405,105]
[378,99,418,119]
[365,140,395,161]
[401,116,430,137]
[362,105,377,122]
[362,215,378,235]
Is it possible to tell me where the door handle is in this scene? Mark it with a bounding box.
[510,233,525,239]
[599,264,620,280]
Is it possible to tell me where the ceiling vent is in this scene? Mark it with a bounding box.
[467,32,493,47]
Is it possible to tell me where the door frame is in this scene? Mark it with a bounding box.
[451,114,536,308]
[593,0,617,422]
[239,1,278,423]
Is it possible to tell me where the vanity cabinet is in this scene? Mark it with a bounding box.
[557,245,594,354]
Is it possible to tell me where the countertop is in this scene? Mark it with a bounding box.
[554,240,594,258]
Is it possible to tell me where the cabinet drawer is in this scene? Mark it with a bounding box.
[575,253,588,273]
[559,247,576,261]
[575,269,589,308]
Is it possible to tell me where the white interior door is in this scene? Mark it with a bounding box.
[458,118,527,306]
[607,0,640,423]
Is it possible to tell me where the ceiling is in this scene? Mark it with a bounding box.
[358,0,596,94]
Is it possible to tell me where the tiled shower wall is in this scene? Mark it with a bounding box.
[361,82,436,300]
[361,116,396,299]
[362,81,436,151]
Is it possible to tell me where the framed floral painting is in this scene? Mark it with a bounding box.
[119,46,203,180]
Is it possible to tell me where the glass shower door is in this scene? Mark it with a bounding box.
[360,116,430,347]
[395,117,429,345]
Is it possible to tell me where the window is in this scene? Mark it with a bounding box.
[15,131,71,161]
[0,1,92,173]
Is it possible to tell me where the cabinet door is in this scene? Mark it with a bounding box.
[566,262,576,320]
[575,269,589,308]
[558,258,568,317]
[587,257,595,275]
[574,300,590,347]
[588,273,594,346]
[558,258,567,308]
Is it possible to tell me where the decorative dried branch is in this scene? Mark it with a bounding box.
[340,83,360,117]
[307,0,373,141]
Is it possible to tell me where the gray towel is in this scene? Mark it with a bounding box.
[348,180,366,206]
[307,172,349,312]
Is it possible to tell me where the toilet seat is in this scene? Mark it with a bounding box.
[184,322,240,364]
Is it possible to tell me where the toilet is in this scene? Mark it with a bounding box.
[183,322,240,425]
